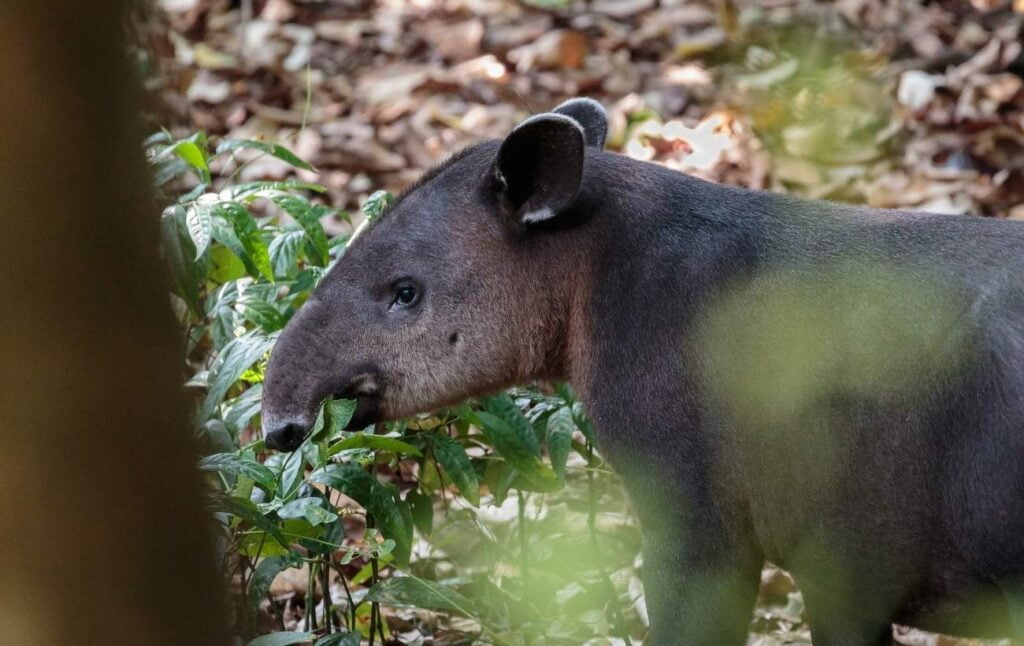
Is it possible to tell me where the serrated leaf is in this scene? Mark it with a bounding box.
[546,406,574,480]
[365,575,476,615]
[328,433,422,457]
[199,452,278,492]
[215,201,273,281]
[198,331,276,427]
[247,631,314,646]
[432,436,480,506]
[309,465,412,567]
[248,552,303,616]
[217,139,314,171]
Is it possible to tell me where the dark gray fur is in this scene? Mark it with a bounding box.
[262,99,1024,645]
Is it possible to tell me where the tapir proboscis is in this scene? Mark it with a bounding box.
[262,98,1024,645]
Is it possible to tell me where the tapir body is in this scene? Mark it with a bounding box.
[262,99,1024,644]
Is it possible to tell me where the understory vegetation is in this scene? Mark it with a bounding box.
[151,133,673,645]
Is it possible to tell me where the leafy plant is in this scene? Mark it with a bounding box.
[150,131,643,644]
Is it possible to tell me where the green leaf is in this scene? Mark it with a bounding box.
[482,395,540,456]
[361,190,394,221]
[151,157,189,186]
[323,398,357,438]
[313,633,359,646]
[309,465,412,567]
[247,631,314,646]
[170,140,209,175]
[227,180,326,199]
[248,552,303,616]
[328,433,422,457]
[223,383,263,437]
[278,448,306,496]
[217,139,314,171]
[365,575,476,615]
[211,218,260,280]
[215,201,274,281]
[209,244,247,283]
[202,419,235,454]
[277,497,338,526]
[160,205,206,317]
[184,201,213,259]
[236,297,287,332]
[546,406,575,480]
[472,411,561,493]
[407,489,433,536]
[198,331,276,426]
[214,496,288,548]
[268,228,306,278]
[432,436,480,506]
[199,452,277,492]
[571,402,596,444]
[271,194,330,267]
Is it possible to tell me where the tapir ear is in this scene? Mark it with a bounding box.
[553,97,608,149]
[494,113,585,225]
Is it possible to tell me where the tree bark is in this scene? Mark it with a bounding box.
[0,3,228,643]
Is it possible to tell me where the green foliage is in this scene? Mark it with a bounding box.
[150,131,640,643]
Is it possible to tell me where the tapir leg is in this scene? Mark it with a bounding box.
[617,461,763,646]
[639,525,762,645]
[799,582,894,646]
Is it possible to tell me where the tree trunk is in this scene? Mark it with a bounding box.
[0,3,228,643]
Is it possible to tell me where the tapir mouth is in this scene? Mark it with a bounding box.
[346,394,381,430]
[336,370,384,431]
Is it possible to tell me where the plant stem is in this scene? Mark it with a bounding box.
[517,489,532,646]
[321,553,333,634]
[333,563,357,631]
[587,440,598,551]
[304,561,315,632]
[368,454,381,646]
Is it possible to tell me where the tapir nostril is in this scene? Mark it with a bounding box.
[264,421,308,452]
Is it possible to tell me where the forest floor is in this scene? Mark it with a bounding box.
[138,0,1024,644]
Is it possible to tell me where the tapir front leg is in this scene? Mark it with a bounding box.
[609,445,763,645]
[641,514,763,644]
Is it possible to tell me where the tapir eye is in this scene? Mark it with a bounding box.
[391,282,420,309]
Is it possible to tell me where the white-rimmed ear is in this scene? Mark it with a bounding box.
[553,97,608,149]
[494,113,585,225]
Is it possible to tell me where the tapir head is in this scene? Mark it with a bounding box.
[261,99,609,450]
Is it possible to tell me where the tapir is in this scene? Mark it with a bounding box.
[261,98,1024,645]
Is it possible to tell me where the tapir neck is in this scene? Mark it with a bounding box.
[561,152,770,414]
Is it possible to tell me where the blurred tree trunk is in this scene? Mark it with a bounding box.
[0,3,228,644]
